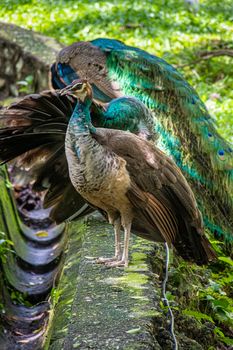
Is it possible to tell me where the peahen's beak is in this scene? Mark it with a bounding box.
[60,79,85,96]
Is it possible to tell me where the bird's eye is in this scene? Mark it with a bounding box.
[73,83,83,90]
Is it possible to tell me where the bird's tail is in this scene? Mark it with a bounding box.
[173,221,217,265]
[127,183,217,265]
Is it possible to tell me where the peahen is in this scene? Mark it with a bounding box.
[51,38,233,242]
[0,89,153,223]
[62,79,216,267]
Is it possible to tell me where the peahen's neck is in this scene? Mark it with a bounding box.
[65,95,112,194]
[68,99,96,135]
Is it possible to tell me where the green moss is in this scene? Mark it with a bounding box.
[44,220,86,349]
[117,272,148,288]
[47,219,158,349]
[132,309,161,318]
[131,252,148,262]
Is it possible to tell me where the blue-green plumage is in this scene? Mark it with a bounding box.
[54,38,233,241]
[96,97,155,140]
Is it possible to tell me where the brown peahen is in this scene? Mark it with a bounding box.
[51,38,233,243]
[61,79,216,267]
[0,89,152,223]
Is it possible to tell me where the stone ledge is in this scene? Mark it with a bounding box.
[46,218,161,350]
[0,22,62,63]
[0,22,63,100]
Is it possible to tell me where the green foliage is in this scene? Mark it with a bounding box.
[170,239,233,347]
[50,287,63,307]
[214,327,233,346]
[200,289,233,327]
[17,75,34,94]
[10,289,32,306]
[0,173,14,189]
[4,178,14,189]
[0,0,232,141]
[182,309,214,323]
[0,231,14,263]
[218,256,233,266]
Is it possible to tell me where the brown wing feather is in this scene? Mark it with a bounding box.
[127,182,178,244]
[93,128,216,264]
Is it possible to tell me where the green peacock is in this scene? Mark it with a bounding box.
[51,38,233,242]
[0,38,232,246]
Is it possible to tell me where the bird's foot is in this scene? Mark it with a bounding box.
[105,259,128,268]
[96,256,120,264]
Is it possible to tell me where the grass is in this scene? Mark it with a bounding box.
[1,0,233,141]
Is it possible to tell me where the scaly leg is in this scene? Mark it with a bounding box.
[106,221,131,268]
[114,217,122,259]
[96,218,122,264]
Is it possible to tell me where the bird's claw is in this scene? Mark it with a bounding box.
[96,256,119,264]
[95,256,128,267]
[105,260,128,268]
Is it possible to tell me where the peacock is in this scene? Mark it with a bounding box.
[50,38,233,242]
[61,79,216,267]
[0,38,232,243]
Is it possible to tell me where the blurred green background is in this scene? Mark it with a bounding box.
[1,0,233,142]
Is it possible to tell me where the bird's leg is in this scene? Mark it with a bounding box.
[121,222,131,267]
[114,217,122,260]
[96,217,122,264]
[106,220,131,268]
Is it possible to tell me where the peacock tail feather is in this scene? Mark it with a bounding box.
[89,38,233,241]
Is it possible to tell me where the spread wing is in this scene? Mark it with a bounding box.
[0,91,91,223]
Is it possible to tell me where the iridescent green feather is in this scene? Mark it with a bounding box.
[100,97,156,140]
[92,38,233,240]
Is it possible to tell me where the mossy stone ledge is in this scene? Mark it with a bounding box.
[46,218,161,350]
